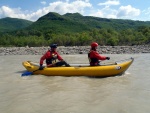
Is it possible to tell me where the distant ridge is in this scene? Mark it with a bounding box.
[1,12,150,33]
[26,12,150,34]
[0,17,33,32]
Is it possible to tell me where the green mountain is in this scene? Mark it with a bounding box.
[22,12,150,34]
[26,12,91,34]
[1,12,150,34]
[0,17,33,32]
[64,13,150,30]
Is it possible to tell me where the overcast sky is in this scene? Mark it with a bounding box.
[0,0,150,21]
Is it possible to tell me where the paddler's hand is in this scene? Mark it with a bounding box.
[106,57,110,60]
[39,64,44,70]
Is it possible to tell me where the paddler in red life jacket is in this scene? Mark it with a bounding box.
[39,44,70,70]
[88,42,110,66]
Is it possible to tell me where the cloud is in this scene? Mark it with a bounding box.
[143,7,150,15]
[117,5,140,18]
[98,0,120,6]
[41,1,47,5]
[0,6,26,19]
[90,3,141,20]
[48,0,92,15]
[92,0,140,20]
[89,6,117,19]
[90,10,104,17]
[0,0,92,21]
[0,0,142,21]
[90,0,120,19]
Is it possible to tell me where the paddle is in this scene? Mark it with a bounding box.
[21,69,41,76]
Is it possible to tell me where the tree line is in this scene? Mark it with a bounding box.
[0,26,150,47]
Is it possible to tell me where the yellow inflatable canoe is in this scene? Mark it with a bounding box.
[22,58,134,77]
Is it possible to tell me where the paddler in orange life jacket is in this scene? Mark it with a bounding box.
[88,42,110,66]
[39,44,70,70]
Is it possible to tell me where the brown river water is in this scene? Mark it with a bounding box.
[0,54,150,113]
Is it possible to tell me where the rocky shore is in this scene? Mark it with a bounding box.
[0,45,150,55]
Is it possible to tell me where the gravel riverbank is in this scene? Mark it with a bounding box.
[0,45,149,55]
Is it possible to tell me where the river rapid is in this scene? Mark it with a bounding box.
[0,54,150,113]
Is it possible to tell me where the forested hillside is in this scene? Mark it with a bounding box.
[0,17,33,32]
[0,12,150,47]
[21,12,150,34]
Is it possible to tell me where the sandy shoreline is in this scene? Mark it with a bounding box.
[0,45,150,55]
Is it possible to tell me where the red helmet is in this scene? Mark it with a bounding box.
[91,42,98,48]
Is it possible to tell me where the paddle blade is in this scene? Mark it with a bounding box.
[21,71,33,76]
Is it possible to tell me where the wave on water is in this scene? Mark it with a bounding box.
[124,71,131,75]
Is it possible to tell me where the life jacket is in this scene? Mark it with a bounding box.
[46,51,57,65]
[88,51,100,66]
